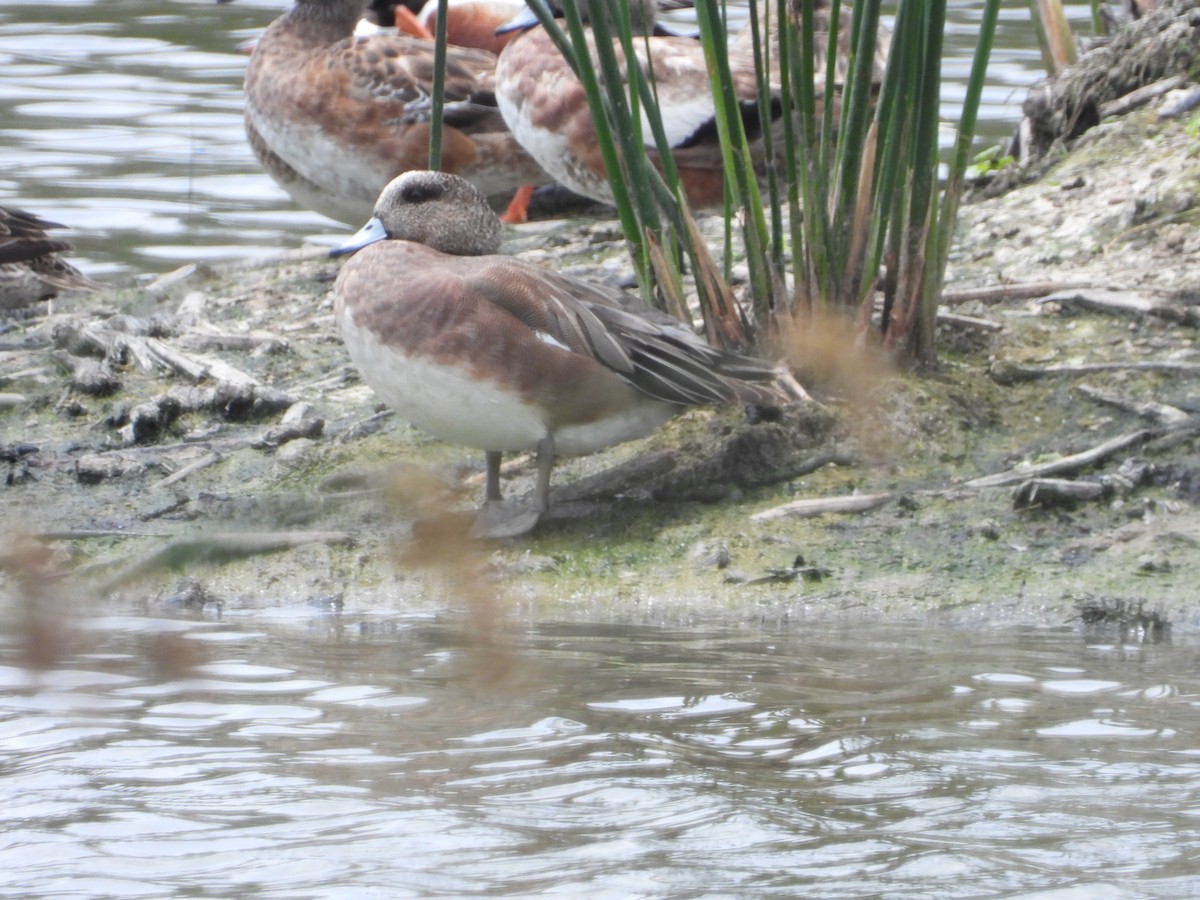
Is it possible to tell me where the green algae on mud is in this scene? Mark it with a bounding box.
[2,109,1199,630]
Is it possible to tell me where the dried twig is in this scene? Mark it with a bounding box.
[941,281,1094,306]
[990,359,1200,384]
[1076,383,1191,425]
[1012,477,1106,508]
[750,492,894,522]
[153,450,223,490]
[36,529,173,540]
[937,311,1003,332]
[1098,75,1186,119]
[1040,287,1198,325]
[53,320,262,386]
[963,428,1151,489]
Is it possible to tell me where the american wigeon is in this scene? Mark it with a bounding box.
[494,0,889,209]
[495,0,775,209]
[366,0,528,53]
[331,170,787,537]
[232,0,551,226]
[0,206,99,311]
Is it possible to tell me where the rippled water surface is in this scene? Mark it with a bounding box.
[1,1,1091,280]
[2,614,1198,898]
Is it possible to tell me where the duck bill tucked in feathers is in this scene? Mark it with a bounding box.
[330,217,389,257]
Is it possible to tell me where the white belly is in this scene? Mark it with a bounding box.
[495,72,615,206]
[339,312,550,452]
[248,104,384,225]
[338,300,682,459]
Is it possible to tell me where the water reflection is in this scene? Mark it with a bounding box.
[0,615,1197,897]
[0,1,1095,281]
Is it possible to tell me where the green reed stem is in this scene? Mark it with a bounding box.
[427,0,449,170]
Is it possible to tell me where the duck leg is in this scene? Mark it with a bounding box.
[531,434,555,513]
[484,451,503,503]
[470,438,553,540]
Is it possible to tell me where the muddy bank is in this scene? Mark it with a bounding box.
[3,81,1199,635]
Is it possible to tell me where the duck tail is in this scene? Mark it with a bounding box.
[728,364,811,418]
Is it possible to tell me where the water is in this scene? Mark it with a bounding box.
[0,1,1095,282]
[1,613,1197,897]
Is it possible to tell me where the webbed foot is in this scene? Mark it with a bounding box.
[469,500,542,539]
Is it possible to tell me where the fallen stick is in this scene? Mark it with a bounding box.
[36,529,172,541]
[153,450,223,490]
[1012,477,1106,508]
[937,311,1003,332]
[1076,383,1191,425]
[990,359,1200,384]
[750,492,894,522]
[1039,287,1196,325]
[54,321,261,387]
[1099,75,1186,119]
[551,449,678,504]
[941,281,1094,306]
[963,428,1151,489]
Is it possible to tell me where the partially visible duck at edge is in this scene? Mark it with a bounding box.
[494,0,777,209]
[494,0,889,210]
[361,0,527,54]
[0,206,99,311]
[330,170,793,538]
[223,0,551,226]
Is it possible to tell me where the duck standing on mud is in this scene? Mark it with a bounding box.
[223,0,550,225]
[330,171,792,537]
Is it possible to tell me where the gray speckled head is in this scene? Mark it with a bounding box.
[370,170,504,256]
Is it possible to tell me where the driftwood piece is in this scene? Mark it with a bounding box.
[116,382,296,445]
[990,358,1200,385]
[1012,477,1107,508]
[1076,383,1191,425]
[181,330,291,356]
[35,529,172,541]
[50,350,120,396]
[1040,287,1198,325]
[963,429,1151,489]
[937,311,1003,332]
[1159,85,1200,118]
[0,366,52,388]
[551,449,679,505]
[143,263,202,296]
[750,492,894,522]
[941,281,1094,306]
[253,416,325,449]
[1098,74,1187,118]
[52,319,262,387]
[1013,455,1152,509]
[153,450,223,490]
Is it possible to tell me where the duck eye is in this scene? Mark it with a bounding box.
[400,182,445,204]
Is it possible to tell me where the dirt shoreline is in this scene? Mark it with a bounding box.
[3,79,1198,634]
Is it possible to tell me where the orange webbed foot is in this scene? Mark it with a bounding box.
[498,183,535,224]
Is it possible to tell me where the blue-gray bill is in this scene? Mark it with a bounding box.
[330,217,388,258]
